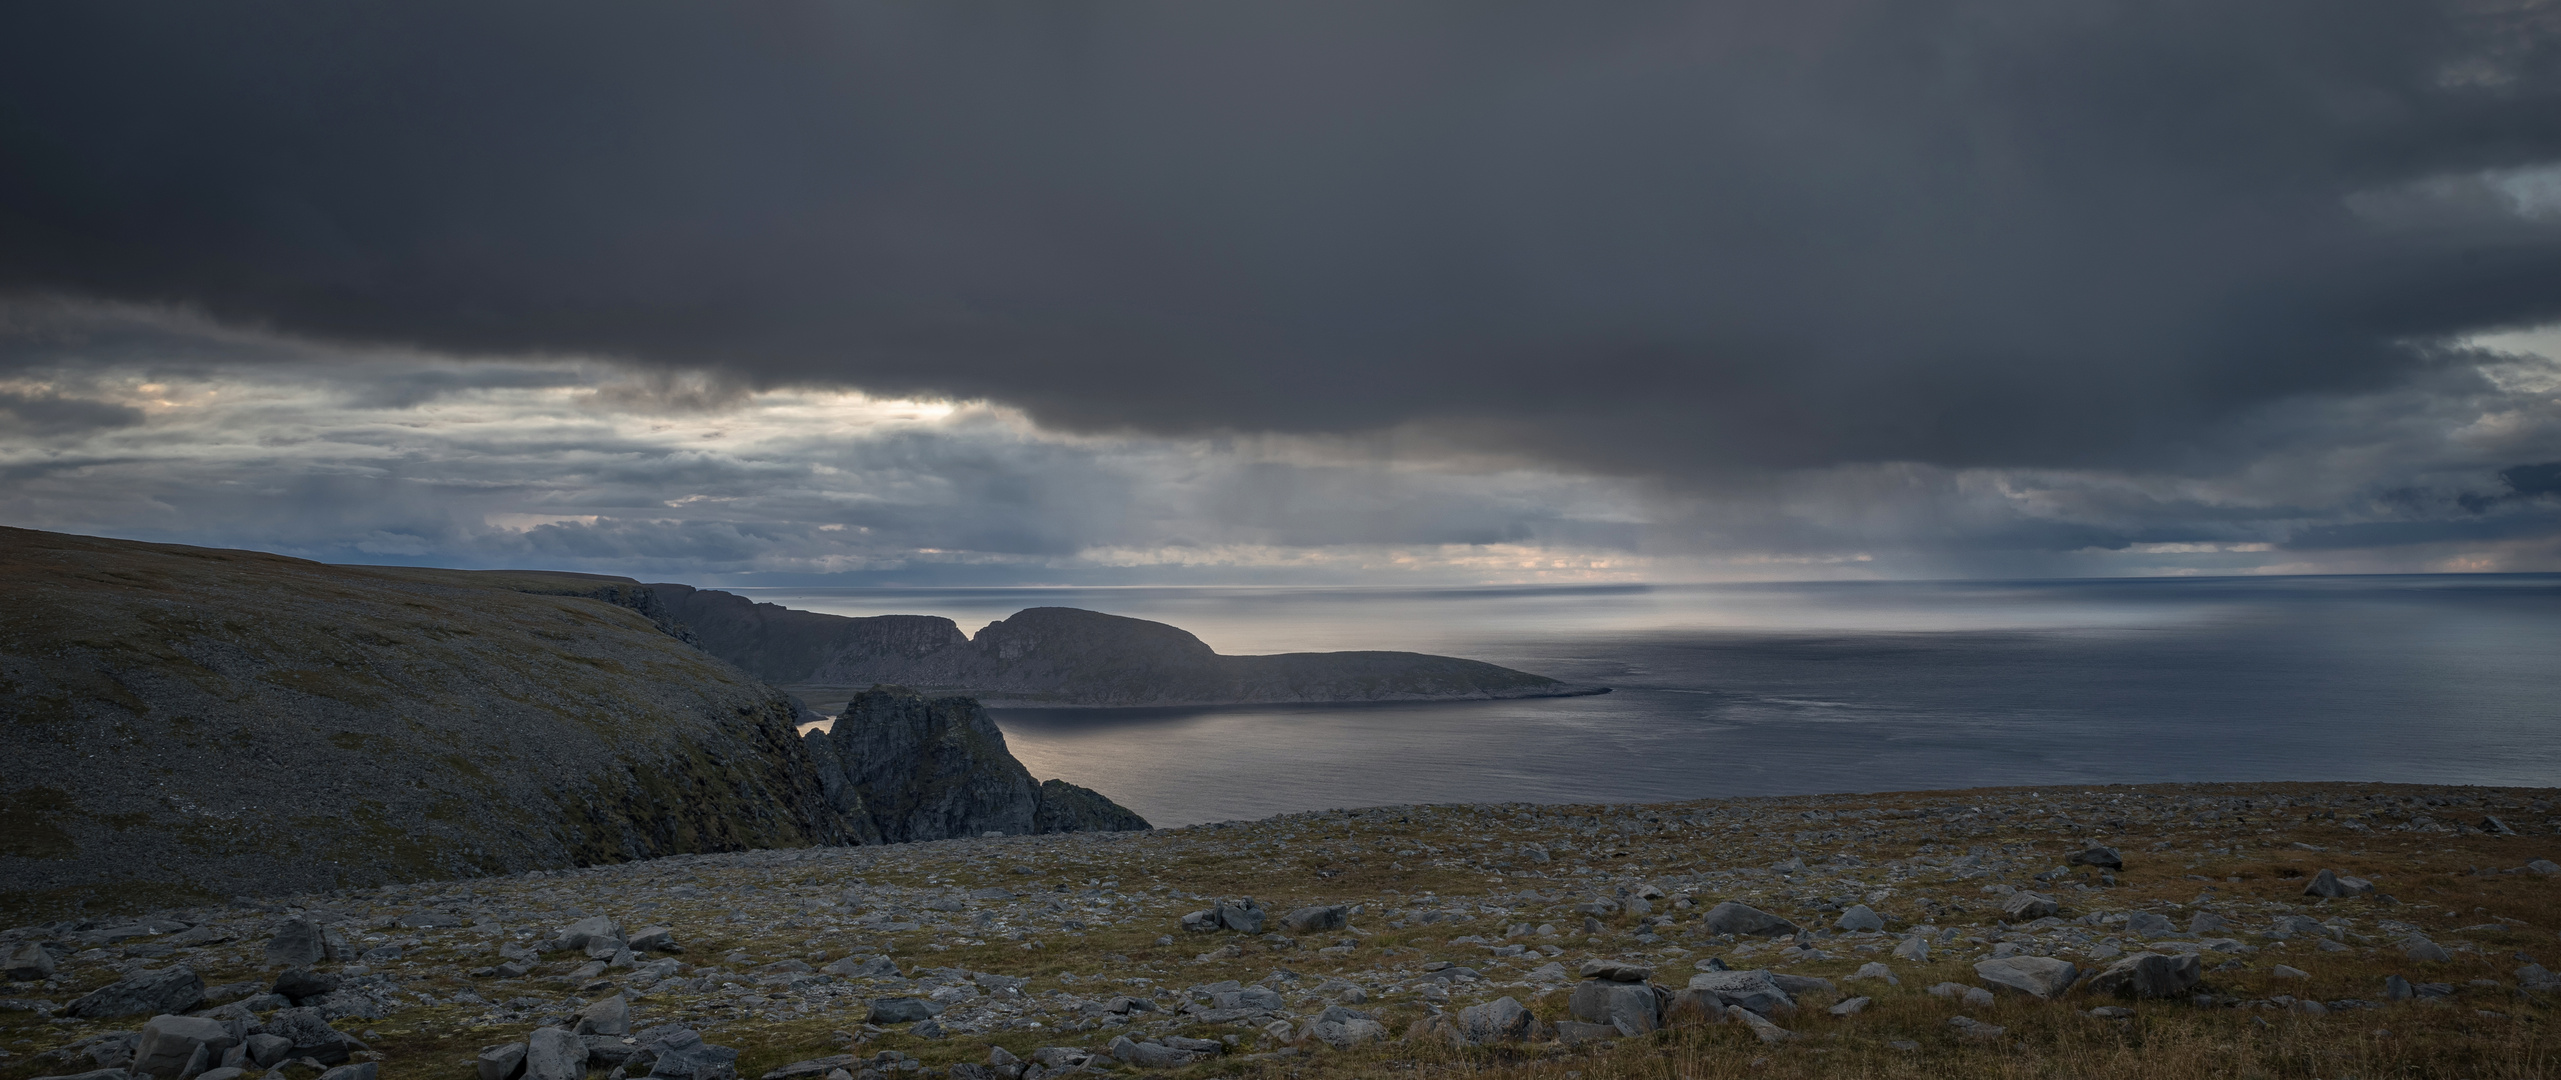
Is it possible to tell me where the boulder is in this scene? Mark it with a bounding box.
[256,1008,368,1066]
[1975,956,2080,1000]
[867,998,941,1024]
[1893,936,1931,962]
[1106,1035,1198,1067]
[820,955,900,979]
[2529,859,2560,875]
[272,969,340,1003]
[2268,914,2336,939]
[2518,964,2561,992]
[1297,1006,1386,1049]
[2000,892,2060,922]
[1947,1016,2006,1041]
[317,1066,377,1080]
[1455,996,1536,1044]
[1576,960,1652,982]
[1216,899,1267,935]
[2403,937,2452,963]
[1733,1008,1797,1044]
[1829,996,1872,1016]
[1834,905,1885,932]
[477,1042,529,1080]
[243,1033,293,1068]
[636,1027,738,1080]
[1567,980,1661,1035]
[551,917,622,953]
[2122,912,2176,937]
[2083,952,2202,999]
[577,995,631,1036]
[1929,981,1996,1007]
[1552,1020,1620,1045]
[2188,911,2231,935]
[2066,846,2124,871]
[2304,869,2375,898]
[265,918,326,969]
[66,966,205,1020]
[1770,973,1836,997]
[626,927,679,953]
[6,942,58,981]
[1279,905,1347,935]
[1700,901,1799,937]
[524,1028,587,1080]
[130,1014,233,1079]
[1662,987,1726,1024]
[1850,962,1898,985]
[1687,969,1793,1015]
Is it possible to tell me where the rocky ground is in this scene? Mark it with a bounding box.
[7,781,2561,1080]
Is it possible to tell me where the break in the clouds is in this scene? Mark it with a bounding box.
[0,300,2555,581]
[2,2,2561,578]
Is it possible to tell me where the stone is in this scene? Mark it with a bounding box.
[1298,1006,1387,1050]
[867,997,941,1024]
[1663,987,1726,1025]
[317,1066,378,1080]
[2089,1005,2134,1018]
[1576,960,1652,982]
[66,966,205,1020]
[2304,869,2375,898]
[1688,969,1794,1015]
[1456,996,1536,1044]
[1975,956,2079,999]
[1278,905,1346,934]
[1851,962,1898,985]
[2403,937,2451,963]
[626,926,678,953]
[553,917,622,953]
[6,943,57,981]
[1700,901,1799,937]
[820,955,900,979]
[2000,892,2060,922]
[131,1014,232,1079]
[1105,1035,1196,1067]
[1828,996,1871,1016]
[2269,915,2335,939]
[1526,962,1570,983]
[1929,981,1997,1007]
[1947,1016,2007,1040]
[1551,1020,1619,1045]
[2122,912,2176,937]
[1733,1007,1797,1044]
[265,918,326,969]
[2385,974,2415,1001]
[197,1070,248,1080]
[525,1027,588,1080]
[1893,936,1930,962]
[2189,911,2230,935]
[2528,859,2561,875]
[478,1042,529,1080]
[577,995,631,1036]
[243,1033,293,1068]
[272,969,339,1003]
[640,1028,738,1080]
[1833,904,1885,932]
[1568,980,1661,1035]
[2067,846,2124,870]
[2085,952,2204,999]
[1216,899,1266,935]
[257,1007,368,1065]
[2272,965,2310,979]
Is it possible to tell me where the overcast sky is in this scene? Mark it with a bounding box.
[4,1,2560,584]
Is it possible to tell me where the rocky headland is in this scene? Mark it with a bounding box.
[649,587,1600,709]
[6,781,2558,1080]
[0,529,1141,926]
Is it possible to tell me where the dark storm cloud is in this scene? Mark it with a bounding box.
[7,0,2560,477]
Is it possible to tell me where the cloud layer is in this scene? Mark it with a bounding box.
[5,0,2561,482]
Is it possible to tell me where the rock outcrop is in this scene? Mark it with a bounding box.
[805,687,1148,841]
[651,595,1602,707]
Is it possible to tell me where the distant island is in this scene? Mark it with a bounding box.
[644,584,1609,710]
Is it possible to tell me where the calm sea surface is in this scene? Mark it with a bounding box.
[736,576,2561,827]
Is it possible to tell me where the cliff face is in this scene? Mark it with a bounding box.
[661,598,1598,708]
[0,529,1145,922]
[806,687,1149,842]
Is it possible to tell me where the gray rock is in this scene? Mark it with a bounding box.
[2000,892,2060,922]
[1279,905,1347,935]
[1974,956,2080,999]
[2529,859,2561,875]
[477,1042,529,1080]
[271,969,339,1003]
[2122,912,2176,937]
[1733,1007,1796,1044]
[66,967,204,1020]
[2403,937,2452,963]
[242,1033,292,1069]
[1551,1019,1619,1045]
[1455,995,1536,1044]
[130,1015,231,1079]
[2268,915,2336,940]
[551,916,621,953]
[625,926,678,953]
[2188,911,2230,935]
[524,1028,587,1080]
[1687,969,1794,1015]
[1298,1007,1387,1050]
[28,1072,138,1080]
[1929,981,1996,1008]
[1568,980,1661,1035]
[577,994,631,1036]
[196,1070,247,1080]
[1893,936,1930,962]
[1828,996,1871,1016]
[1700,901,1799,937]
[265,919,326,969]
[640,1028,738,1080]
[1663,987,1726,1024]
[2067,846,2124,871]
[316,1065,377,1080]
[1834,904,1885,933]
[819,955,899,979]
[2084,952,2203,999]
[2519,964,2561,991]
[1576,960,1651,982]
[1106,1035,1196,1067]
[6,942,58,981]
[759,1055,857,1079]
[867,997,941,1024]
[1526,962,1571,983]
[1947,1016,2006,1041]
[255,1007,367,1065]
[1851,962,1897,985]
[1216,898,1267,934]
[817,688,1045,842]
[2304,869,2375,898]
[2385,974,2415,1001]
[2272,965,2310,979]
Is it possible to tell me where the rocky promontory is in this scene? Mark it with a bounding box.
[652,589,1601,708]
[0,528,1143,926]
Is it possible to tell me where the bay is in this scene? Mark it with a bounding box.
[735,575,2561,826]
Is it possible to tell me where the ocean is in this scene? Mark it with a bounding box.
[735,576,2561,827]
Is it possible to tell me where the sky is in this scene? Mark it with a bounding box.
[3,0,2560,585]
